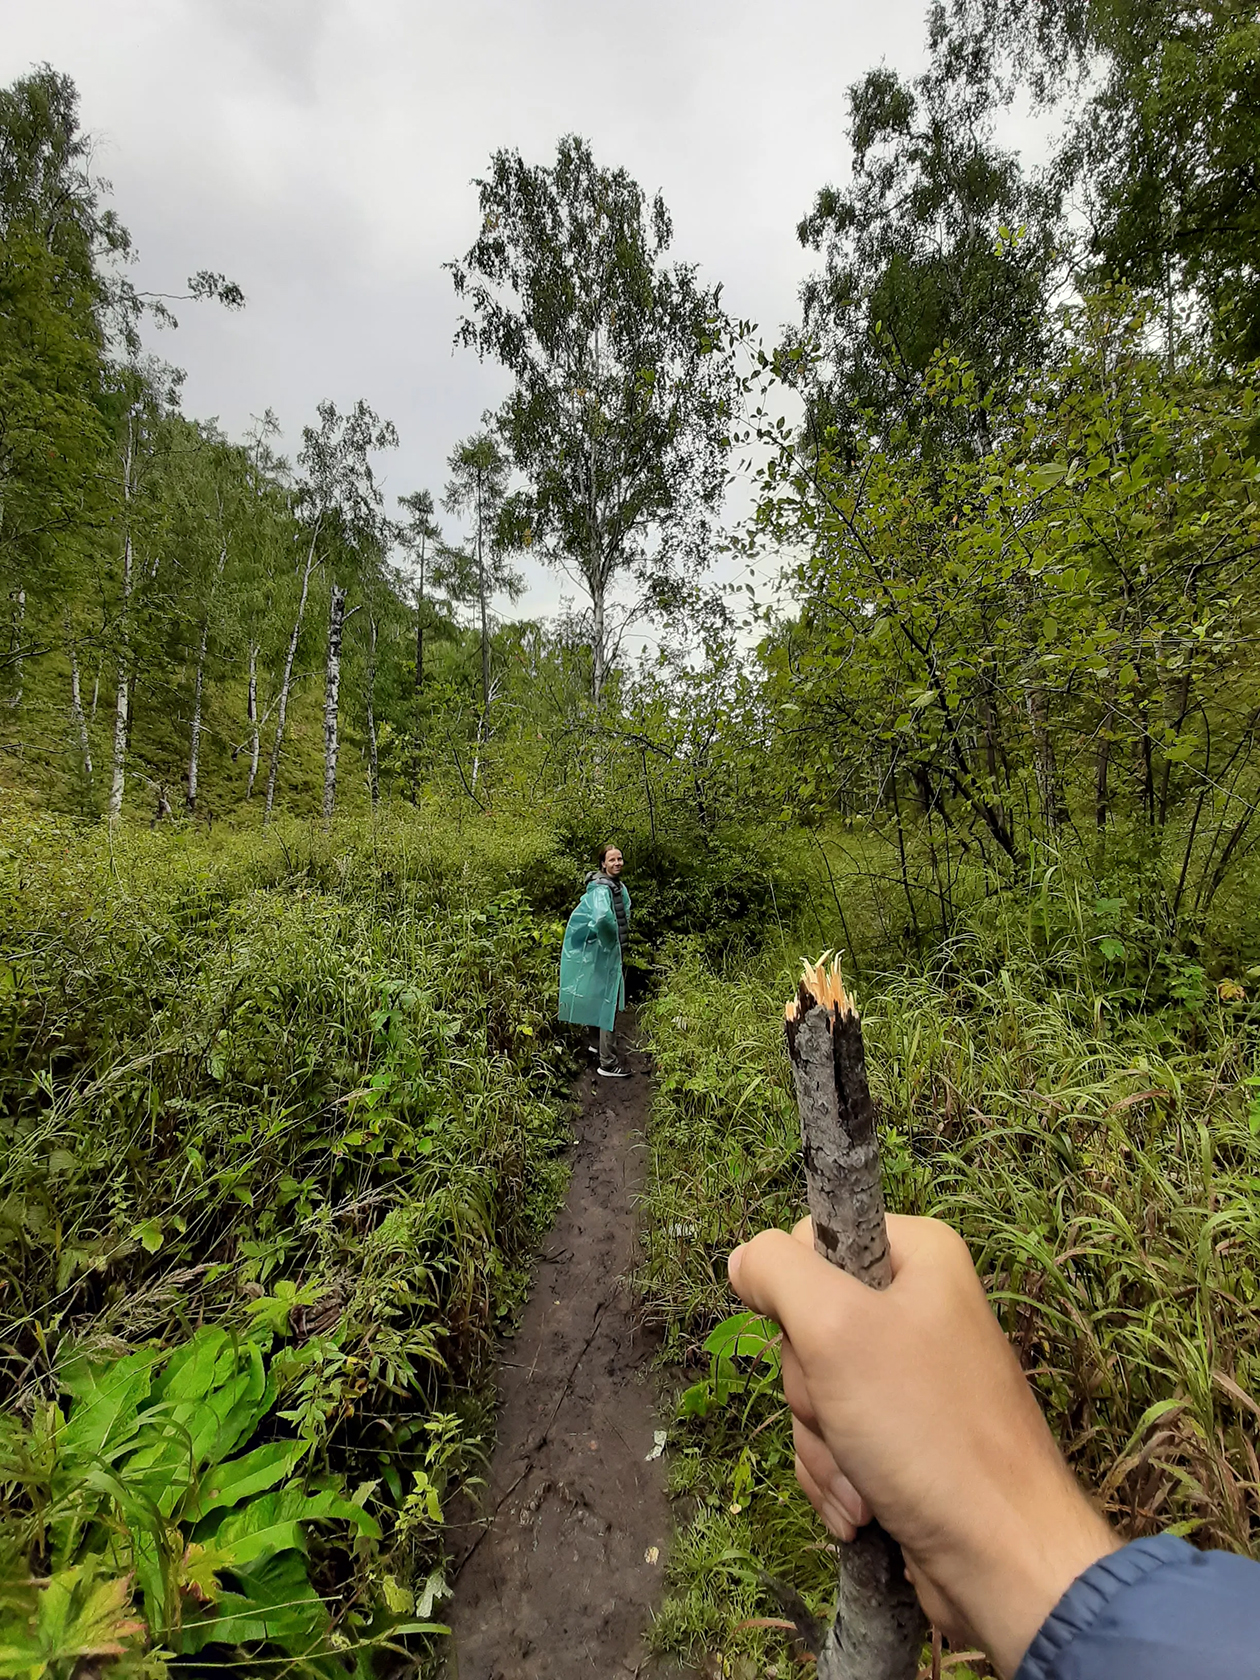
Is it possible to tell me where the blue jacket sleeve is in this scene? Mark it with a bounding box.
[1016,1533,1260,1680]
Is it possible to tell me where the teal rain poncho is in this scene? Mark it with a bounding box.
[557,876,632,1032]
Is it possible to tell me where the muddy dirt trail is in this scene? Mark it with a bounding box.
[446,1019,678,1678]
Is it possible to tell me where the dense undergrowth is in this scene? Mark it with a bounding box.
[0,803,585,1676]
[638,866,1260,1675]
[0,797,801,1677]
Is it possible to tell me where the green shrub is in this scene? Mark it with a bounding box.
[0,806,575,1673]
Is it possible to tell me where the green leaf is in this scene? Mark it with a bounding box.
[131,1218,164,1254]
[183,1439,309,1522]
[201,1484,381,1570]
[0,1563,145,1678]
[57,1348,156,1465]
[1029,461,1067,490]
[702,1312,781,1363]
[177,1551,326,1656]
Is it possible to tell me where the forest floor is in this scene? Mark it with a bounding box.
[445,1014,683,1678]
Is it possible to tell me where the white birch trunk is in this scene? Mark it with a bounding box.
[476,482,491,713]
[245,642,260,799]
[321,583,347,819]
[587,427,606,704]
[186,618,210,814]
[414,534,427,689]
[366,614,380,805]
[108,421,136,823]
[263,527,319,821]
[69,636,92,781]
[187,534,228,814]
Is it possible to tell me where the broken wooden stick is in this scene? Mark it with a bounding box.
[784,952,927,1680]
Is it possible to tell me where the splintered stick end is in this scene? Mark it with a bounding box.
[786,950,856,1022]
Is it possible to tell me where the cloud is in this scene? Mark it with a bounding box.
[3,0,939,617]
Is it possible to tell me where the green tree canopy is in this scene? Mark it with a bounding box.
[449,134,739,700]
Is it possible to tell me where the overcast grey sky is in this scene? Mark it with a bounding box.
[2,0,939,624]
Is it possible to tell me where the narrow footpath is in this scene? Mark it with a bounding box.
[446,1018,676,1678]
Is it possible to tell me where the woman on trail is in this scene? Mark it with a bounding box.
[558,844,632,1078]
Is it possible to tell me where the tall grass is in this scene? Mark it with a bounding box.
[638,901,1260,1671]
[0,803,578,1672]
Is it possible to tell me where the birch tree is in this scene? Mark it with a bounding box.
[263,399,397,821]
[449,135,738,702]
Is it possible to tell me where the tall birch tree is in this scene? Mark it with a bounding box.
[449,135,738,702]
[263,399,397,821]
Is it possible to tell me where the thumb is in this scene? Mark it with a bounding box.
[728,1227,868,1365]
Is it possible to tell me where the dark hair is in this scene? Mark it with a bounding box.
[597,842,621,866]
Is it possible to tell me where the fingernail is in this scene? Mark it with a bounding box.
[727,1245,745,1282]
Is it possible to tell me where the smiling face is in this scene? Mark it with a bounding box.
[602,847,624,877]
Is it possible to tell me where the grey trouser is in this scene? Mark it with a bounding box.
[599,1024,620,1070]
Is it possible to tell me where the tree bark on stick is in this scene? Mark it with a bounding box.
[784,954,927,1680]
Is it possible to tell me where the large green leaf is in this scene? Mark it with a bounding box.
[202,1485,380,1571]
[176,1550,326,1657]
[149,1327,233,1405]
[121,1338,276,1516]
[150,1328,273,1464]
[183,1439,308,1523]
[56,1348,156,1465]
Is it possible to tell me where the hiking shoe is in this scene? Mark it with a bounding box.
[597,1062,632,1079]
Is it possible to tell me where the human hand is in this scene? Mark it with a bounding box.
[727,1214,1118,1677]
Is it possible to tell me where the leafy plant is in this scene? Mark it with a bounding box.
[0,1327,397,1673]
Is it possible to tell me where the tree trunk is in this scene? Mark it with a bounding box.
[245,643,260,799]
[476,511,490,715]
[264,527,319,821]
[68,632,92,782]
[415,534,427,689]
[785,956,927,1680]
[108,424,136,823]
[321,583,347,820]
[1025,680,1065,834]
[586,426,607,705]
[108,630,130,821]
[187,535,228,815]
[1094,706,1113,831]
[1157,663,1193,827]
[186,617,210,814]
[591,579,606,704]
[366,614,380,805]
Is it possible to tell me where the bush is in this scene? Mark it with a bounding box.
[0,806,575,1675]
